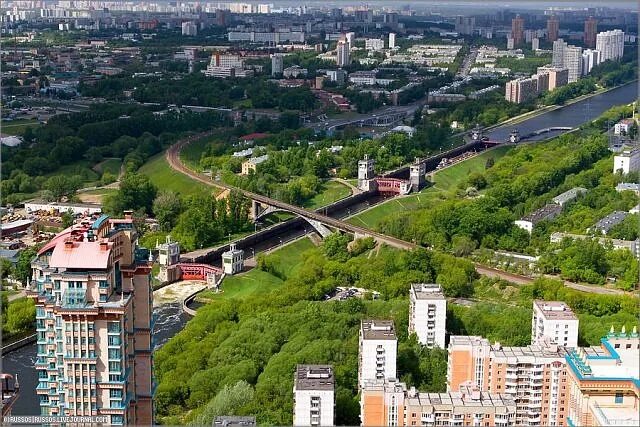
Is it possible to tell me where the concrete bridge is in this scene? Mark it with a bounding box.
[167,140,416,250]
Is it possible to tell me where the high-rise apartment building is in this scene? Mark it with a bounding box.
[533,72,550,94]
[547,15,559,42]
[388,33,396,49]
[511,15,524,46]
[345,32,355,49]
[365,38,384,51]
[360,379,517,427]
[581,49,601,75]
[271,53,284,76]
[448,336,569,426]
[552,39,566,67]
[505,77,538,104]
[454,15,475,35]
[336,41,350,67]
[532,301,579,348]
[408,284,446,348]
[566,329,639,427]
[293,365,335,426]
[537,66,569,90]
[553,40,582,82]
[596,30,625,62]
[28,213,154,425]
[563,45,583,83]
[583,17,597,48]
[358,320,397,389]
[181,21,197,36]
[532,37,539,51]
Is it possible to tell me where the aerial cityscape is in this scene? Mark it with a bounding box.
[0,0,638,426]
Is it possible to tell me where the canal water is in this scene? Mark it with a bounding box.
[487,82,638,142]
[1,302,189,415]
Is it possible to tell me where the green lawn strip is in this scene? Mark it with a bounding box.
[139,152,215,196]
[303,180,352,209]
[1,119,40,135]
[198,269,284,301]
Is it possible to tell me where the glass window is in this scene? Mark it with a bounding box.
[615,393,624,404]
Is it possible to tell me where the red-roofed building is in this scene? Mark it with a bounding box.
[27,212,153,424]
[239,132,270,144]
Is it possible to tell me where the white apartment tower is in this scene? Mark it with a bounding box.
[531,300,579,348]
[271,53,284,76]
[336,41,350,67]
[345,32,355,49]
[596,29,625,62]
[408,284,446,348]
[365,38,384,51]
[388,33,396,49]
[293,365,335,427]
[581,49,601,75]
[563,45,583,83]
[359,320,397,389]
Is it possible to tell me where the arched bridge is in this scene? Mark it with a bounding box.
[166,139,417,250]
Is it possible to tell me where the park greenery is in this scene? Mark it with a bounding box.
[363,107,639,289]
[1,294,36,343]
[154,234,639,425]
[0,103,228,204]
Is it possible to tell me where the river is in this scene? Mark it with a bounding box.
[487,82,638,142]
[1,302,190,415]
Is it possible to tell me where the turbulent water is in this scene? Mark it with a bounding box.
[1,302,190,415]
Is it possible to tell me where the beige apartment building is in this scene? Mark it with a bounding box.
[361,379,517,426]
[448,335,570,426]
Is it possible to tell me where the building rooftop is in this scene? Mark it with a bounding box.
[449,335,490,347]
[552,187,587,205]
[491,341,568,360]
[49,240,113,270]
[294,364,334,391]
[213,416,256,427]
[616,182,640,192]
[592,211,628,233]
[244,154,269,165]
[361,319,396,340]
[533,300,578,321]
[405,390,516,410]
[410,283,445,300]
[520,204,562,224]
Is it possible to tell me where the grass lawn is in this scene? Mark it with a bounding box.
[347,145,513,230]
[94,158,122,176]
[77,188,118,204]
[431,145,513,193]
[303,180,352,209]
[266,237,316,279]
[179,137,213,169]
[1,119,40,136]
[139,152,216,196]
[45,160,100,183]
[198,269,283,301]
[198,237,316,301]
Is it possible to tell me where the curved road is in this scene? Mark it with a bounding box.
[166,133,630,296]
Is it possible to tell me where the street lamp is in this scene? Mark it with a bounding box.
[279,238,283,246]
[251,248,255,259]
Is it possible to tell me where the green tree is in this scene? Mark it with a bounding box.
[190,381,255,426]
[153,191,183,231]
[15,247,38,284]
[5,298,36,334]
[61,209,74,228]
[105,173,157,215]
